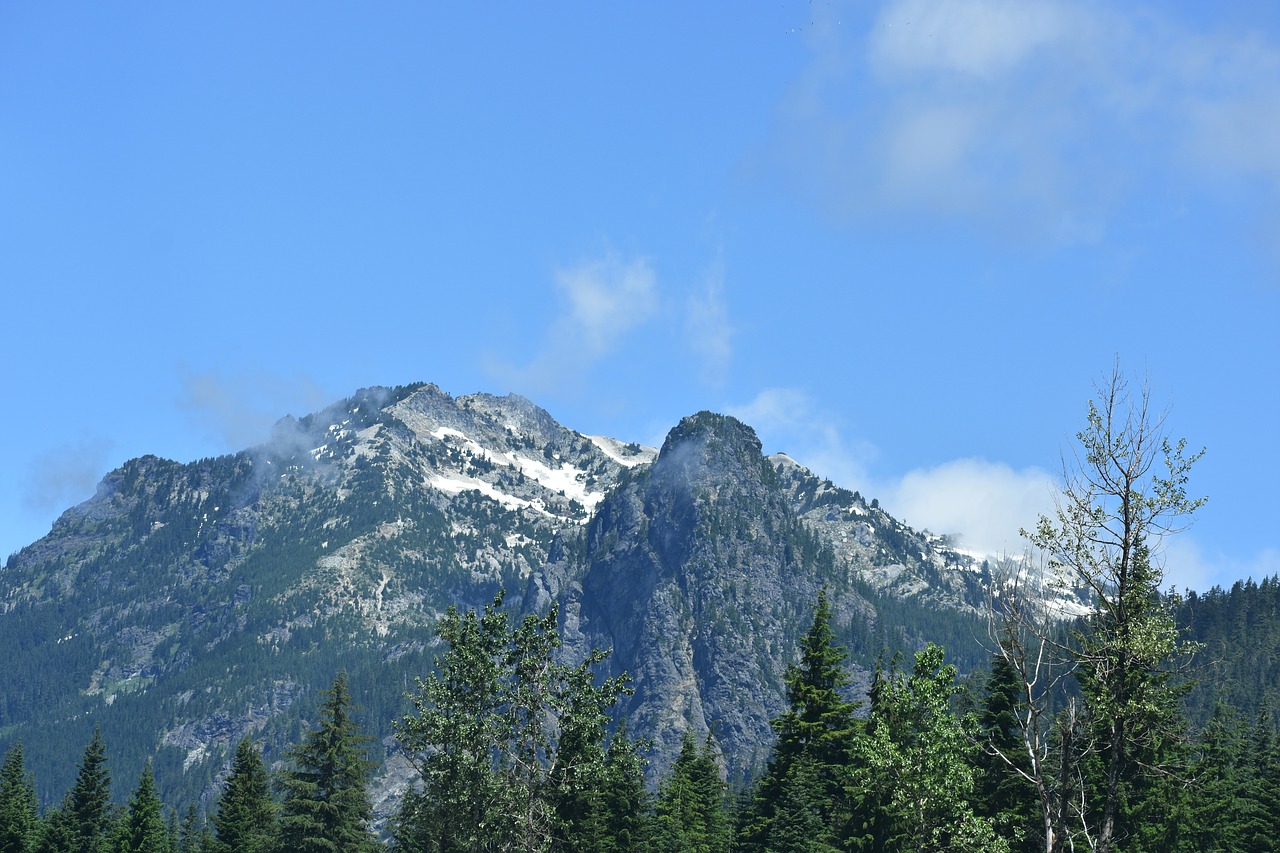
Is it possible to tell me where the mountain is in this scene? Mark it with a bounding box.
[0,383,992,813]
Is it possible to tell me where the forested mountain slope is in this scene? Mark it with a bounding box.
[1,381,1251,819]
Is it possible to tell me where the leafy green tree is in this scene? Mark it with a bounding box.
[395,591,639,853]
[395,593,510,853]
[651,732,730,853]
[0,744,40,853]
[276,673,379,853]
[112,762,166,853]
[1025,368,1204,852]
[860,644,1007,853]
[211,739,275,853]
[738,588,858,851]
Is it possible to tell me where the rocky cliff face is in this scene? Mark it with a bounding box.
[0,384,989,809]
[569,413,862,783]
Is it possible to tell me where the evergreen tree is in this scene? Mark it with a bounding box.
[738,588,858,851]
[39,728,113,853]
[176,806,214,853]
[761,761,839,853]
[112,762,167,853]
[651,732,730,853]
[276,673,379,853]
[976,652,1039,851]
[0,744,40,853]
[211,739,275,853]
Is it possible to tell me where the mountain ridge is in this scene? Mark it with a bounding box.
[0,382,994,810]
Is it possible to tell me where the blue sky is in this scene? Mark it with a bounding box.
[3,1,1278,592]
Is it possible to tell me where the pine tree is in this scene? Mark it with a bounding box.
[176,806,214,853]
[211,739,275,853]
[276,673,379,853]
[40,728,113,853]
[738,588,858,851]
[0,744,40,853]
[652,732,730,853]
[113,762,167,853]
[976,652,1039,851]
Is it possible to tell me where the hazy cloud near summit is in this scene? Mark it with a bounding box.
[728,388,878,493]
[763,0,1280,243]
[22,436,114,512]
[179,368,331,451]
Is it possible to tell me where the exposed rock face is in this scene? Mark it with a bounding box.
[566,413,860,783]
[0,386,991,808]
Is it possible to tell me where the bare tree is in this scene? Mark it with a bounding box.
[986,365,1204,853]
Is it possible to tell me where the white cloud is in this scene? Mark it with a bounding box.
[495,251,658,395]
[555,252,658,356]
[870,0,1077,81]
[764,0,1280,241]
[882,457,1055,556]
[684,254,733,386]
[730,389,1057,558]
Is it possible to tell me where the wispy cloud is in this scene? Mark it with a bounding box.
[1161,539,1280,595]
[763,0,1280,243]
[728,388,878,492]
[179,368,331,450]
[22,436,114,512]
[684,253,733,386]
[495,251,658,396]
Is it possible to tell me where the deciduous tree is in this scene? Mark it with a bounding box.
[1024,367,1204,852]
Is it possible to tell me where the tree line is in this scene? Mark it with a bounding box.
[3,368,1279,852]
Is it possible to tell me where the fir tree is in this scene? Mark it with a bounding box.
[652,732,730,853]
[176,806,214,853]
[40,728,113,853]
[112,762,167,853]
[276,673,379,853]
[976,652,1039,851]
[0,744,40,853]
[211,739,275,853]
[739,588,858,851]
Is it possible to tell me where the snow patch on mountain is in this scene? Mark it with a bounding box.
[588,435,657,467]
[425,472,537,513]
